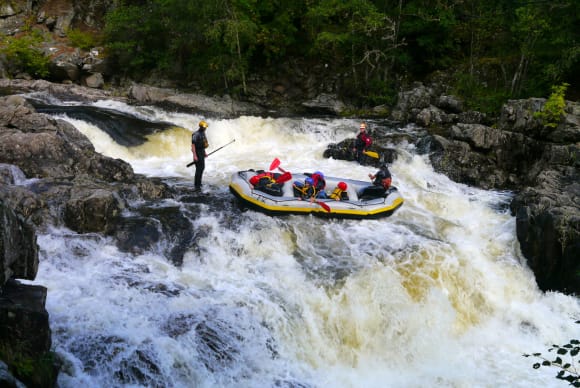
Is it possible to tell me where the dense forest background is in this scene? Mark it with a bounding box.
[2,0,579,113]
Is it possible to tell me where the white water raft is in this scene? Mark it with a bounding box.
[229,170,404,219]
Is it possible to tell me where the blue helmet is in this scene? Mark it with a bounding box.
[314,171,324,179]
[305,177,314,185]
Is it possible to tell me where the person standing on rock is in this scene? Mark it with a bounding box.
[353,122,372,163]
[191,120,209,190]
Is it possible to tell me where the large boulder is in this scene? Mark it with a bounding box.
[0,280,59,387]
[0,187,56,386]
[0,95,134,182]
[511,167,580,294]
[0,93,169,237]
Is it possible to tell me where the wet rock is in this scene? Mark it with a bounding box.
[0,200,38,284]
[64,186,124,234]
[128,84,267,117]
[301,93,346,115]
[511,167,580,295]
[0,280,58,387]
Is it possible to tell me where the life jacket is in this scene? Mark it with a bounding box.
[329,187,344,200]
[329,182,348,200]
[311,173,326,191]
[381,177,392,189]
[250,172,276,186]
[192,130,209,150]
[293,181,316,199]
[356,131,372,149]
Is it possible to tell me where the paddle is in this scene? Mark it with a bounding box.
[269,158,291,183]
[314,200,331,212]
[187,139,236,167]
[363,150,379,159]
[269,158,281,171]
[275,172,292,184]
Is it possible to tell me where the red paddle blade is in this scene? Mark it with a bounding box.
[276,172,292,183]
[316,201,331,212]
[269,158,281,171]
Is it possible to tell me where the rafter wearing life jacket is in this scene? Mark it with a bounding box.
[329,181,348,201]
[293,178,318,200]
[250,171,284,196]
[310,171,328,198]
[249,171,278,187]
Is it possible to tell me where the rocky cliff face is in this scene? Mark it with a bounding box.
[0,193,55,386]
[0,0,114,37]
[1,0,113,87]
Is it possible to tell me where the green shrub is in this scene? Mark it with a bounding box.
[67,28,101,51]
[534,83,569,128]
[0,32,50,78]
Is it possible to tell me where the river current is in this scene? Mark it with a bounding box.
[21,96,580,387]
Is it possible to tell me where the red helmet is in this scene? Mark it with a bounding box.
[338,182,347,190]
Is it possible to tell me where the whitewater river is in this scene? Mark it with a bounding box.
[23,97,580,387]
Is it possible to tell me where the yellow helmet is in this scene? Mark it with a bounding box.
[199,120,208,128]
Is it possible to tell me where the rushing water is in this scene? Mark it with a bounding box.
[20,96,580,388]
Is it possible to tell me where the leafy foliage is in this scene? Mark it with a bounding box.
[101,0,578,109]
[67,28,101,51]
[534,83,569,128]
[0,32,50,78]
[452,72,510,114]
[523,320,580,387]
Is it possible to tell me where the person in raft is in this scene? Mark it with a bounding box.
[359,164,392,199]
[329,181,348,201]
[310,171,327,198]
[293,177,318,201]
[249,171,284,196]
[369,164,392,190]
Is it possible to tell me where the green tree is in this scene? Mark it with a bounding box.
[509,5,549,96]
[252,0,304,63]
[205,0,258,93]
[104,3,168,77]
[304,0,400,101]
